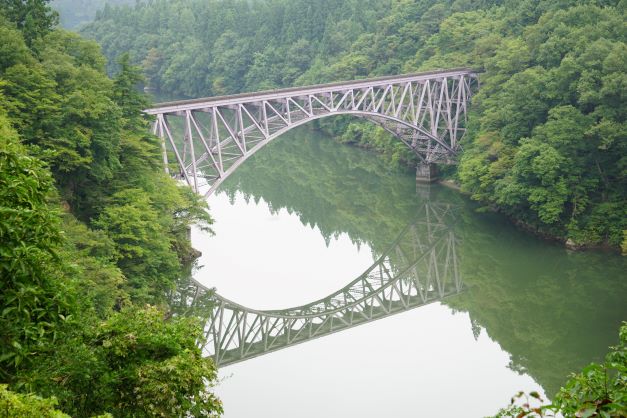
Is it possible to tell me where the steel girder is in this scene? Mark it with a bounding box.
[146,69,477,196]
[179,202,462,367]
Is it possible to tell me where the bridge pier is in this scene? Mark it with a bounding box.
[416,163,438,184]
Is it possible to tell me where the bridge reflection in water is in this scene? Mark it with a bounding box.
[176,201,462,367]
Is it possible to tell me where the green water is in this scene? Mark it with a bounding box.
[192,125,626,417]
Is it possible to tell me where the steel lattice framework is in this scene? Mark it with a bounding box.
[179,203,462,367]
[146,68,477,196]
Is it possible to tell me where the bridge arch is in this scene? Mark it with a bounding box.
[147,69,477,196]
[197,110,454,195]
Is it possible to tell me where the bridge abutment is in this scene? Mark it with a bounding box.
[416,163,438,184]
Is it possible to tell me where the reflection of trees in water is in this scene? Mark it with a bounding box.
[202,127,626,396]
[452,221,627,396]
[217,126,436,253]
[169,264,217,319]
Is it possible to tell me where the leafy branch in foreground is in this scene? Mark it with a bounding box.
[492,322,627,417]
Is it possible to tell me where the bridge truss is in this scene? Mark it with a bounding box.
[146,69,477,196]
[175,202,462,367]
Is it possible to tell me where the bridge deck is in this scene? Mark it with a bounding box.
[146,67,475,115]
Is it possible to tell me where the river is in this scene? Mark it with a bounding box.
[188,126,626,417]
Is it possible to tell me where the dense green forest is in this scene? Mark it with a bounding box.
[81,0,626,251]
[0,1,222,415]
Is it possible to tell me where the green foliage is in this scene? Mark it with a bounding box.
[112,52,149,130]
[492,391,548,418]
[551,322,627,417]
[2,0,624,413]
[23,306,223,417]
[0,16,32,72]
[60,214,126,318]
[93,188,180,302]
[441,3,627,248]
[0,7,219,416]
[0,114,75,380]
[492,322,627,417]
[0,0,58,46]
[0,384,69,417]
[337,121,418,168]
[0,13,213,297]
[0,22,124,216]
[80,0,390,95]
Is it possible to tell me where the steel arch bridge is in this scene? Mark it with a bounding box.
[172,202,462,367]
[146,68,478,196]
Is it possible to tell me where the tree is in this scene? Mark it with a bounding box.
[113,52,149,129]
[0,112,75,380]
[23,306,223,417]
[0,385,70,418]
[0,0,58,46]
[0,14,221,416]
[93,188,180,303]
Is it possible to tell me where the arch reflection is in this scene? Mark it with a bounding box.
[178,202,462,367]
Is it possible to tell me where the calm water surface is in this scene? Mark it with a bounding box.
[190,127,626,417]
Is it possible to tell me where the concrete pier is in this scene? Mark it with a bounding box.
[416,163,438,184]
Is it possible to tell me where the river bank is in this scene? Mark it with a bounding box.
[436,177,622,254]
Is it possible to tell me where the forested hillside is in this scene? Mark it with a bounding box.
[82,0,626,251]
[0,1,222,415]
